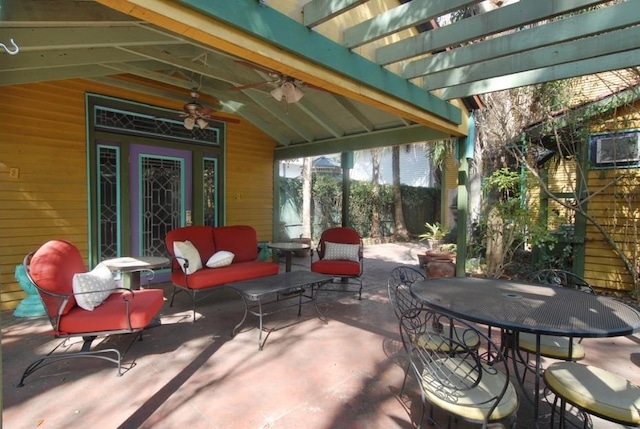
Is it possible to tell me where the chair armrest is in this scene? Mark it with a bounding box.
[173,255,190,271]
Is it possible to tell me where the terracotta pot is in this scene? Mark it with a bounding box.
[426,260,455,279]
[425,251,456,264]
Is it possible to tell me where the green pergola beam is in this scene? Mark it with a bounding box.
[425,26,640,90]
[344,0,480,49]
[177,0,461,125]
[274,124,447,160]
[403,1,640,79]
[377,0,609,65]
[302,0,369,27]
[439,49,640,100]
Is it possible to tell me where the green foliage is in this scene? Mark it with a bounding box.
[281,173,440,240]
[484,167,520,199]
[348,181,394,237]
[429,140,455,168]
[280,177,302,208]
[312,174,342,234]
[418,222,447,241]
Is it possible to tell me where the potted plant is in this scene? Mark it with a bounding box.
[417,223,456,277]
[418,222,447,250]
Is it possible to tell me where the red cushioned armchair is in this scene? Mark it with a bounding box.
[18,240,164,386]
[310,227,364,299]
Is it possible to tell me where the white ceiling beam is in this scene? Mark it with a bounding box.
[0,0,138,24]
[425,26,640,91]
[118,46,241,87]
[0,27,184,52]
[344,0,480,49]
[376,0,609,65]
[0,65,115,86]
[0,48,143,72]
[404,1,640,79]
[100,63,196,89]
[295,99,345,138]
[302,0,369,27]
[242,90,316,143]
[333,95,374,132]
[439,50,640,100]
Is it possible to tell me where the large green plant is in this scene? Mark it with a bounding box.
[479,168,556,278]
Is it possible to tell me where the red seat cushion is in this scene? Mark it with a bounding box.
[58,289,164,334]
[29,240,87,316]
[171,261,279,290]
[311,259,361,277]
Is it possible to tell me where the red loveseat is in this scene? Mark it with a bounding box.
[164,225,279,320]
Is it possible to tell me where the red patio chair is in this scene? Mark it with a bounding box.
[310,227,363,299]
[17,240,164,386]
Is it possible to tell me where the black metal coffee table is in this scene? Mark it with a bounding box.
[228,271,332,350]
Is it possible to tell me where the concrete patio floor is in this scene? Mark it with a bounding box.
[2,242,640,429]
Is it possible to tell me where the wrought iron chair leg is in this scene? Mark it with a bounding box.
[169,285,180,306]
[17,348,122,387]
[81,335,97,352]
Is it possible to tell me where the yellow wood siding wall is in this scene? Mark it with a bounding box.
[546,161,579,230]
[585,167,639,291]
[0,80,276,311]
[226,122,276,238]
[545,104,640,292]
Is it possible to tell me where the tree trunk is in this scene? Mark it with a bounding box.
[371,149,381,238]
[302,157,312,240]
[485,206,504,278]
[392,145,410,240]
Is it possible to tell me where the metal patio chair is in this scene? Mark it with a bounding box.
[17,240,164,386]
[399,307,519,428]
[388,266,480,394]
[310,226,363,299]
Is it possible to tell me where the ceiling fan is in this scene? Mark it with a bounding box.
[179,90,220,130]
[231,61,310,103]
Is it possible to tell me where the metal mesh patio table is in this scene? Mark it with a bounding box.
[228,271,332,350]
[410,276,640,423]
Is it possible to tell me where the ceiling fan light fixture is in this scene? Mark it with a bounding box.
[281,81,303,103]
[184,116,195,130]
[270,86,284,101]
[196,118,209,129]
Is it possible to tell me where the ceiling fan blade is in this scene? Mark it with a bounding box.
[199,107,216,116]
[230,81,271,91]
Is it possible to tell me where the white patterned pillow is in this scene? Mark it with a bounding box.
[173,240,203,274]
[324,241,360,262]
[72,263,116,311]
[206,250,235,268]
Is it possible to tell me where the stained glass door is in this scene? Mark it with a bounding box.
[130,145,192,281]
